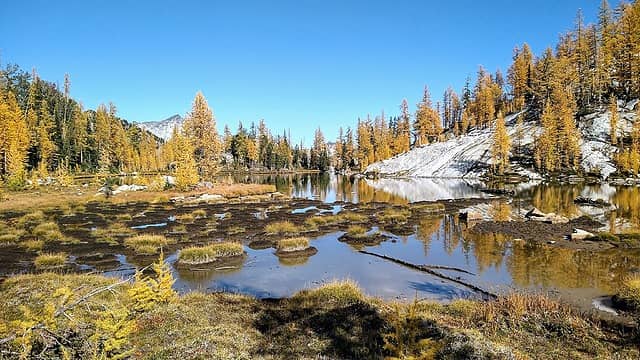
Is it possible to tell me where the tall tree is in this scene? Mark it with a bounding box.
[182,92,221,176]
[491,111,511,175]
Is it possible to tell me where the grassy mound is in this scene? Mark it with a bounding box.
[277,237,310,252]
[178,242,244,265]
[265,221,302,235]
[124,234,170,254]
[34,252,67,269]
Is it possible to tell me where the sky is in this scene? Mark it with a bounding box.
[1,0,609,145]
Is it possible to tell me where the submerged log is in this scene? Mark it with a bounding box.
[359,250,497,299]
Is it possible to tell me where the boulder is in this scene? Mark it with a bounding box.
[571,228,594,241]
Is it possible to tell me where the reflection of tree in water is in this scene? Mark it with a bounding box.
[356,179,408,204]
[465,231,509,273]
[442,215,465,255]
[507,244,640,292]
[415,216,442,256]
[612,187,640,230]
[519,184,585,218]
[488,201,512,221]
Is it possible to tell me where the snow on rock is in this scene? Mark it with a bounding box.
[365,112,536,179]
[138,115,184,140]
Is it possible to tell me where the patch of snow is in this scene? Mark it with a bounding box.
[138,115,183,140]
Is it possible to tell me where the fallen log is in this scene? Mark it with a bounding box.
[359,250,497,299]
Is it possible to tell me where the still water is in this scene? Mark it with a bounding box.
[118,174,640,307]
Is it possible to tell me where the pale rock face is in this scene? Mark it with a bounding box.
[137,114,184,141]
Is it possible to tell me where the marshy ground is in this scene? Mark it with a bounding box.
[1,180,640,358]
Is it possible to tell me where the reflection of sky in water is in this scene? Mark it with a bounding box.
[171,232,475,301]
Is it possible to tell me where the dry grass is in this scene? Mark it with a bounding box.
[377,208,411,223]
[178,242,244,265]
[277,237,310,252]
[20,239,44,251]
[339,211,367,222]
[346,225,368,238]
[208,184,276,198]
[0,227,25,245]
[617,274,640,310]
[192,209,207,219]
[304,212,367,229]
[34,252,67,269]
[124,234,170,255]
[226,226,246,236]
[32,222,65,242]
[16,211,46,229]
[265,221,302,235]
[93,222,135,244]
[294,279,364,305]
[176,213,195,224]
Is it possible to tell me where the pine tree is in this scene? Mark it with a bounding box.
[491,111,511,175]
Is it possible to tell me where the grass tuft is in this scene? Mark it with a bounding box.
[124,234,170,255]
[377,208,411,223]
[32,222,65,242]
[21,239,45,251]
[265,221,302,235]
[191,209,207,219]
[277,237,310,252]
[295,279,364,305]
[34,252,67,269]
[178,242,244,265]
[17,211,46,229]
[346,225,368,238]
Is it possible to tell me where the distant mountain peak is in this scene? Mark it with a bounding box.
[138,114,184,140]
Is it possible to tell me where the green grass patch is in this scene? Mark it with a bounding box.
[277,237,310,252]
[178,242,244,265]
[124,234,170,255]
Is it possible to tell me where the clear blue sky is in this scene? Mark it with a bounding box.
[1,0,607,145]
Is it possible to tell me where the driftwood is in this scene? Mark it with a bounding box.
[359,250,497,299]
